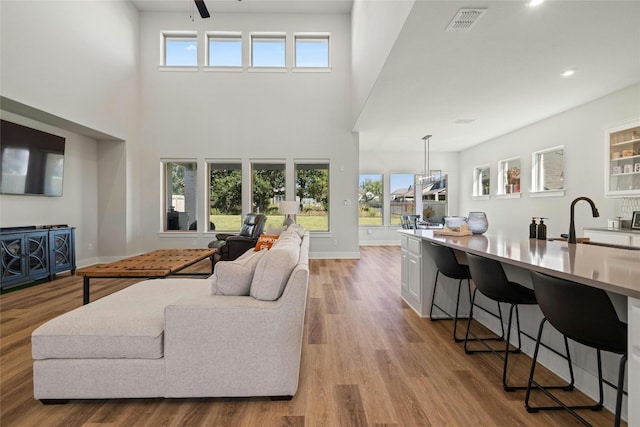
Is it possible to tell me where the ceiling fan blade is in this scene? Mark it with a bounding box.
[194,0,210,18]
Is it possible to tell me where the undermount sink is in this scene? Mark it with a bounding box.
[549,237,640,250]
[579,241,640,251]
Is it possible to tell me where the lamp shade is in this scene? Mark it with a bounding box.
[278,201,299,215]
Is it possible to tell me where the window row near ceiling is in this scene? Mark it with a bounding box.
[472,146,564,199]
[163,160,329,233]
[359,172,448,226]
[162,31,330,69]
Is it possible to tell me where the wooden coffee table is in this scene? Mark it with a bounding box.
[76,248,217,304]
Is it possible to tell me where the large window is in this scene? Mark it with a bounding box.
[163,161,197,231]
[252,162,286,229]
[532,147,564,193]
[359,173,383,226]
[251,34,286,68]
[207,32,242,67]
[295,162,329,231]
[208,161,242,232]
[294,34,329,68]
[163,32,197,66]
[390,173,415,225]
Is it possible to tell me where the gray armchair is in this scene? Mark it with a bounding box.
[208,213,267,264]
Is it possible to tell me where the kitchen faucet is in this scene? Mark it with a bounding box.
[568,197,600,244]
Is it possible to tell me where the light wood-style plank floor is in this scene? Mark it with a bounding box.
[0,246,622,426]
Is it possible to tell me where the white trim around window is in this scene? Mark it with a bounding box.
[159,31,199,70]
[531,145,565,197]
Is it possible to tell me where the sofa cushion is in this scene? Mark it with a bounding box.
[265,225,287,236]
[272,230,302,247]
[32,279,210,360]
[286,223,306,238]
[211,249,266,296]
[250,241,299,301]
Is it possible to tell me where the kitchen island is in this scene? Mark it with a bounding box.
[399,229,640,425]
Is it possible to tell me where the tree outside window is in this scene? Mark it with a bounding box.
[252,163,286,229]
[295,163,329,231]
[359,173,383,225]
[208,162,242,231]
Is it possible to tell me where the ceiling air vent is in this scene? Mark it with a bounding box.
[445,8,487,32]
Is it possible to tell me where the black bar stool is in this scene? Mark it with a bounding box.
[425,242,504,342]
[526,271,627,427]
[464,253,538,391]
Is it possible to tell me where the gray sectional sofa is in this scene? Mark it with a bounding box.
[32,226,309,402]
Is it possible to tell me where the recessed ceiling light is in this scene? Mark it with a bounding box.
[561,69,576,78]
[527,0,544,7]
[455,119,476,124]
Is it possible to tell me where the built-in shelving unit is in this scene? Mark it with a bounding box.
[605,119,640,197]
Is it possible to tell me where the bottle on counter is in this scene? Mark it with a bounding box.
[529,217,538,239]
[537,218,548,240]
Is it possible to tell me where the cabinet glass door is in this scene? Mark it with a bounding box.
[606,120,640,197]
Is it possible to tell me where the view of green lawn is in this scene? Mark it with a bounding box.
[211,215,328,232]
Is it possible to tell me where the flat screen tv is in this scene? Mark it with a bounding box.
[0,120,65,196]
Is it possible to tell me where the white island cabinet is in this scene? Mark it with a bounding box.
[631,297,640,426]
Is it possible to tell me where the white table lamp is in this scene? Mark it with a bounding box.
[279,201,299,226]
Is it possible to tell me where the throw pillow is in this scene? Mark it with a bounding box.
[250,246,298,301]
[211,249,266,296]
[265,225,287,236]
[254,234,279,251]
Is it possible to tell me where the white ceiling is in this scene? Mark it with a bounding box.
[131,0,640,153]
[354,0,640,152]
[131,0,353,15]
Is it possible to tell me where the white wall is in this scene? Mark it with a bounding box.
[0,0,139,266]
[136,12,359,258]
[0,112,100,267]
[351,0,414,124]
[459,83,640,239]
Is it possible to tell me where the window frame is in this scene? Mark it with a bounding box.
[497,157,521,198]
[207,159,243,233]
[250,32,287,70]
[293,32,331,71]
[389,172,416,226]
[472,164,491,199]
[205,31,243,70]
[160,31,199,70]
[251,160,287,229]
[531,146,565,197]
[160,159,198,233]
[359,172,384,227]
[295,161,330,232]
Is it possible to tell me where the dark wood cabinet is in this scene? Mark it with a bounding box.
[1,226,76,290]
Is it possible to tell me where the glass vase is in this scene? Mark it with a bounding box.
[467,212,488,234]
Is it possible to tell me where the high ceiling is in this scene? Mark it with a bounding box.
[131,0,640,153]
[131,0,353,15]
[354,0,640,152]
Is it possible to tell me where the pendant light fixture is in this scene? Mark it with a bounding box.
[419,134,441,187]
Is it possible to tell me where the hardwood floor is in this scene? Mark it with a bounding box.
[0,246,622,426]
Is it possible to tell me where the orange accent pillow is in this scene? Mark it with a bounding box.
[255,234,279,251]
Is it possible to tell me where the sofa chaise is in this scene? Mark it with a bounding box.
[31,226,309,402]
